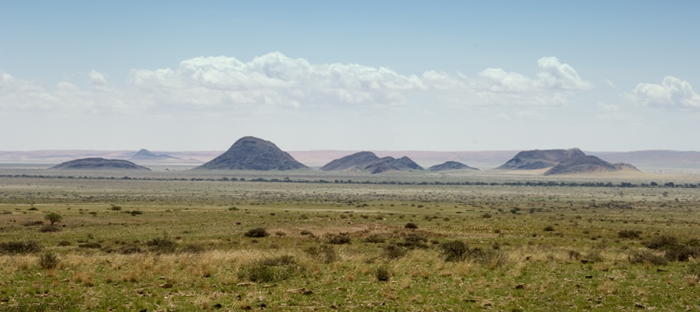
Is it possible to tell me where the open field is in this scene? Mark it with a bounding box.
[1,173,700,311]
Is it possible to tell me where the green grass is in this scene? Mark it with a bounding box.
[1,177,700,310]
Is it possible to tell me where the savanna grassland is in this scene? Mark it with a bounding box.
[1,175,700,311]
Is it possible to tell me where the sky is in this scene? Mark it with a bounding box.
[1,1,699,152]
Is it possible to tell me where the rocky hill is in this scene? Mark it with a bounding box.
[544,156,639,175]
[130,149,180,161]
[428,161,478,171]
[364,156,423,174]
[319,151,380,171]
[196,136,307,171]
[498,148,586,170]
[50,158,151,170]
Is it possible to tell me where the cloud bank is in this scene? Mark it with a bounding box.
[628,76,700,108]
[1,53,592,113]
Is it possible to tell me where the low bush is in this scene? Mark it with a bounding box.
[328,233,351,245]
[39,224,61,233]
[244,228,269,238]
[375,265,391,282]
[38,252,59,269]
[629,250,668,265]
[78,242,102,249]
[440,240,470,262]
[363,234,387,244]
[644,236,678,250]
[399,234,428,249]
[0,241,41,254]
[404,222,418,229]
[305,244,338,263]
[239,255,297,283]
[179,244,206,254]
[146,234,177,253]
[382,244,407,260]
[618,230,642,239]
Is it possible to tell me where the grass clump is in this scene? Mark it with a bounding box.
[628,250,668,265]
[439,240,507,267]
[239,255,297,283]
[244,227,269,238]
[404,222,418,229]
[375,264,391,281]
[305,244,338,263]
[382,244,408,260]
[39,224,61,232]
[0,241,41,254]
[38,252,59,269]
[363,234,387,244]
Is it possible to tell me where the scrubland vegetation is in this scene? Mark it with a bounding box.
[1,176,700,311]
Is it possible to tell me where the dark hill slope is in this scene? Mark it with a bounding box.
[429,161,478,171]
[196,136,307,171]
[498,148,585,170]
[364,156,423,174]
[320,151,380,171]
[544,156,639,175]
[50,158,150,170]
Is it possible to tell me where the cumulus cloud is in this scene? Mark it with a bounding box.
[628,76,700,108]
[0,53,591,113]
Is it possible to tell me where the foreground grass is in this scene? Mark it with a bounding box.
[1,178,700,311]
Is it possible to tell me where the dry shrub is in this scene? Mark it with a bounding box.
[238,255,297,283]
[38,252,59,269]
[0,241,41,254]
[618,230,642,239]
[146,235,177,253]
[399,234,428,249]
[328,233,351,245]
[375,264,391,282]
[382,244,408,260]
[439,240,508,268]
[628,250,668,265]
[305,244,338,263]
[404,222,418,229]
[244,228,269,238]
[39,224,61,233]
[364,234,387,244]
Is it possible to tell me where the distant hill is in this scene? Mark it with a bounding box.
[364,156,423,174]
[319,151,379,171]
[498,148,586,170]
[428,161,478,171]
[195,136,307,171]
[50,158,150,170]
[544,155,639,175]
[130,149,180,161]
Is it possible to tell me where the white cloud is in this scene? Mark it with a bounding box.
[628,76,700,108]
[0,53,591,113]
[89,70,108,86]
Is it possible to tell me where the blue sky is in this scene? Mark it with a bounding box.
[1,1,699,151]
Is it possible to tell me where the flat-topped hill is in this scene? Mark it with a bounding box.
[428,161,478,171]
[498,148,586,170]
[544,155,639,175]
[50,158,151,170]
[130,149,180,161]
[195,136,307,171]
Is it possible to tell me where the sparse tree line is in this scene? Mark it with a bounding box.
[1,174,698,189]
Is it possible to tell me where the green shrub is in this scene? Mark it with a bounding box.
[39,252,59,269]
[375,265,391,282]
[644,236,678,250]
[244,228,269,238]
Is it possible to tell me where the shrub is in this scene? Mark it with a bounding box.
[644,236,678,250]
[44,212,62,225]
[179,244,206,254]
[481,213,492,218]
[399,234,428,249]
[39,224,61,233]
[543,225,555,232]
[363,234,387,244]
[57,240,71,247]
[404,222,418,229]
[304,244,338,263]
[118,244,142,254]
[382,244,407,260]
[244,228,269,238]
[328,233,351,245]
[440,240,470,262]
[39,252,59,269]
[239,256,297,283]
[146,234,177,253]
[629,250,668,265]
[618,230,642,239]
[0,241,41,254]
[109,205,122,211]
[375,265,391,282]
